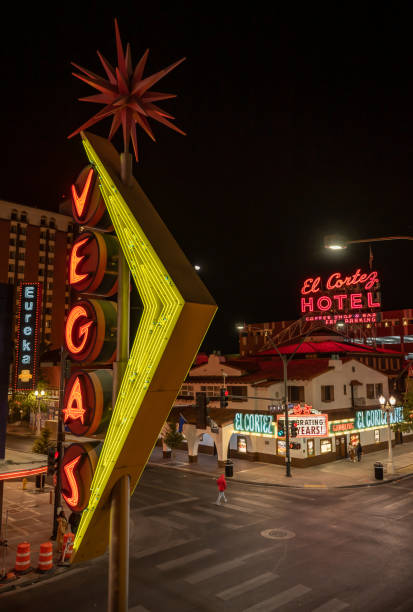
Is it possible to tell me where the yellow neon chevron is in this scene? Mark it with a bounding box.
[71,132,216,562]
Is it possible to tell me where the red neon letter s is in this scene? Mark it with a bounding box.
[350,293,363,309]
[367,292,381,308]
[301,297,314,313]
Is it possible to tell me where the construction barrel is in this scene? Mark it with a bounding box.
[14,542,31,573]
[37,542,53,572]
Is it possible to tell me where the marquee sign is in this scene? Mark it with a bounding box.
[64,299,117,364]
[69,230,119,297]
[69,132,216,564]
[61,442,101,513]
[71,165,113,230]
[300,268,381,324]
[14,282,42,390]
[63,370,113,436]
[355,407,403,430]
[234,413,274,436]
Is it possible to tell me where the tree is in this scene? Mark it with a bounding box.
[32,426,52,454]
[163,422,184,458]
[392,389,413,433]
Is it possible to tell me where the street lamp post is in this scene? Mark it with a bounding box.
[324,234,413,250]
[379,394,396,475]
[34,389,45,435]
[237,325,310,478]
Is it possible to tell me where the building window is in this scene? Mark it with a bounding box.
[320,438,333,454]
[41,216,47,226]
[20,212,27,222]
[8,264,14,272]
[367,384,375,399]
[375,383,383,398]
[392,358,399,370]
[18,253,25,260]
[321,385,334,402]
[49,218,56,229]
[343,384,347,395]
[9,238,15,246]
[18,265,24,273]
[288,386,305,402]
[180,384,194,397]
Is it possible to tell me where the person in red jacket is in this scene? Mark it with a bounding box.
[215,474,228,505]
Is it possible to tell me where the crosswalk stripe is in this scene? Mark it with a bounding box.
[382,492,413,511]
[134,537,197,560]
[150,516,187,530]
[217,572,278,601]
[169,510,212,523]
[224,503,256,514]
[157,548,214,571]
[186,558,244,584]
[231,497,273,508]
[242,584,311,611]
[360,494,390,505]
[195,506,238,519]
[312,598,349,611]
[186,546,275,584]
[135,496,199,512]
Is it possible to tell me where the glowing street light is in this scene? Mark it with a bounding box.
[324,234,413,251]
[379,394,396,475]
[194,265,201,271]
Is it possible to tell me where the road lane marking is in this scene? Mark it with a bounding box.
[134,497,199,512]
[169,510,212,523]
[217,572,278,600]
[157,548,214,571]
[139,482,197,497]
[312,598,349,611]
[242,584,311,611]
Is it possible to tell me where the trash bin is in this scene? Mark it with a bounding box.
[374,462,383,480]
[224,460,234,478]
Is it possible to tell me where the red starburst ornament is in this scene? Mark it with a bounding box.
[68,19,186,161]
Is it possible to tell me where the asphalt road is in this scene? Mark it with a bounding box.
[2,464,413,612]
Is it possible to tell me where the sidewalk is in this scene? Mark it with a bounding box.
[148,442,413,488]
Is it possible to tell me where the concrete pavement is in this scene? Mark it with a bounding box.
[149,441,413,487]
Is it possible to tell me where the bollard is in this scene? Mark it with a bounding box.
[22,478,28,490]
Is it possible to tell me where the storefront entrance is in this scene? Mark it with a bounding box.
[335,436,347,459]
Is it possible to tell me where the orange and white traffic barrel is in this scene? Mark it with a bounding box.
[37,542,53,572]
[15,542,31,573]
[62,533,75,561]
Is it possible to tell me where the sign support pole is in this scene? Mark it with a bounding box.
[108,151,131,612]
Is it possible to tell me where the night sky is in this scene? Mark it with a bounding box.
[1,5,413,353]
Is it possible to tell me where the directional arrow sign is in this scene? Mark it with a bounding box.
[71,132,217,563]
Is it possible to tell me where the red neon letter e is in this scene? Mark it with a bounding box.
[350,293,363,309]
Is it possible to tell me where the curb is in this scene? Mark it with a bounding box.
[147,461,413,490]
[0,566,66,595]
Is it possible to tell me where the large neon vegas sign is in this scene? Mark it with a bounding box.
[300,268,381,321]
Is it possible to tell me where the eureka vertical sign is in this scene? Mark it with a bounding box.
[14,282,42,390]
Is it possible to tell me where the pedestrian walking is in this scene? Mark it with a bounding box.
[68,511,81,535]
[215,474,228,505]
[56,510,68,553]
[356,442,363,462]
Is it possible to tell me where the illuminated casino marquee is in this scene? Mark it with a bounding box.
[300,268,381,324]
[234,413,274,436]
[14,282,42,390]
